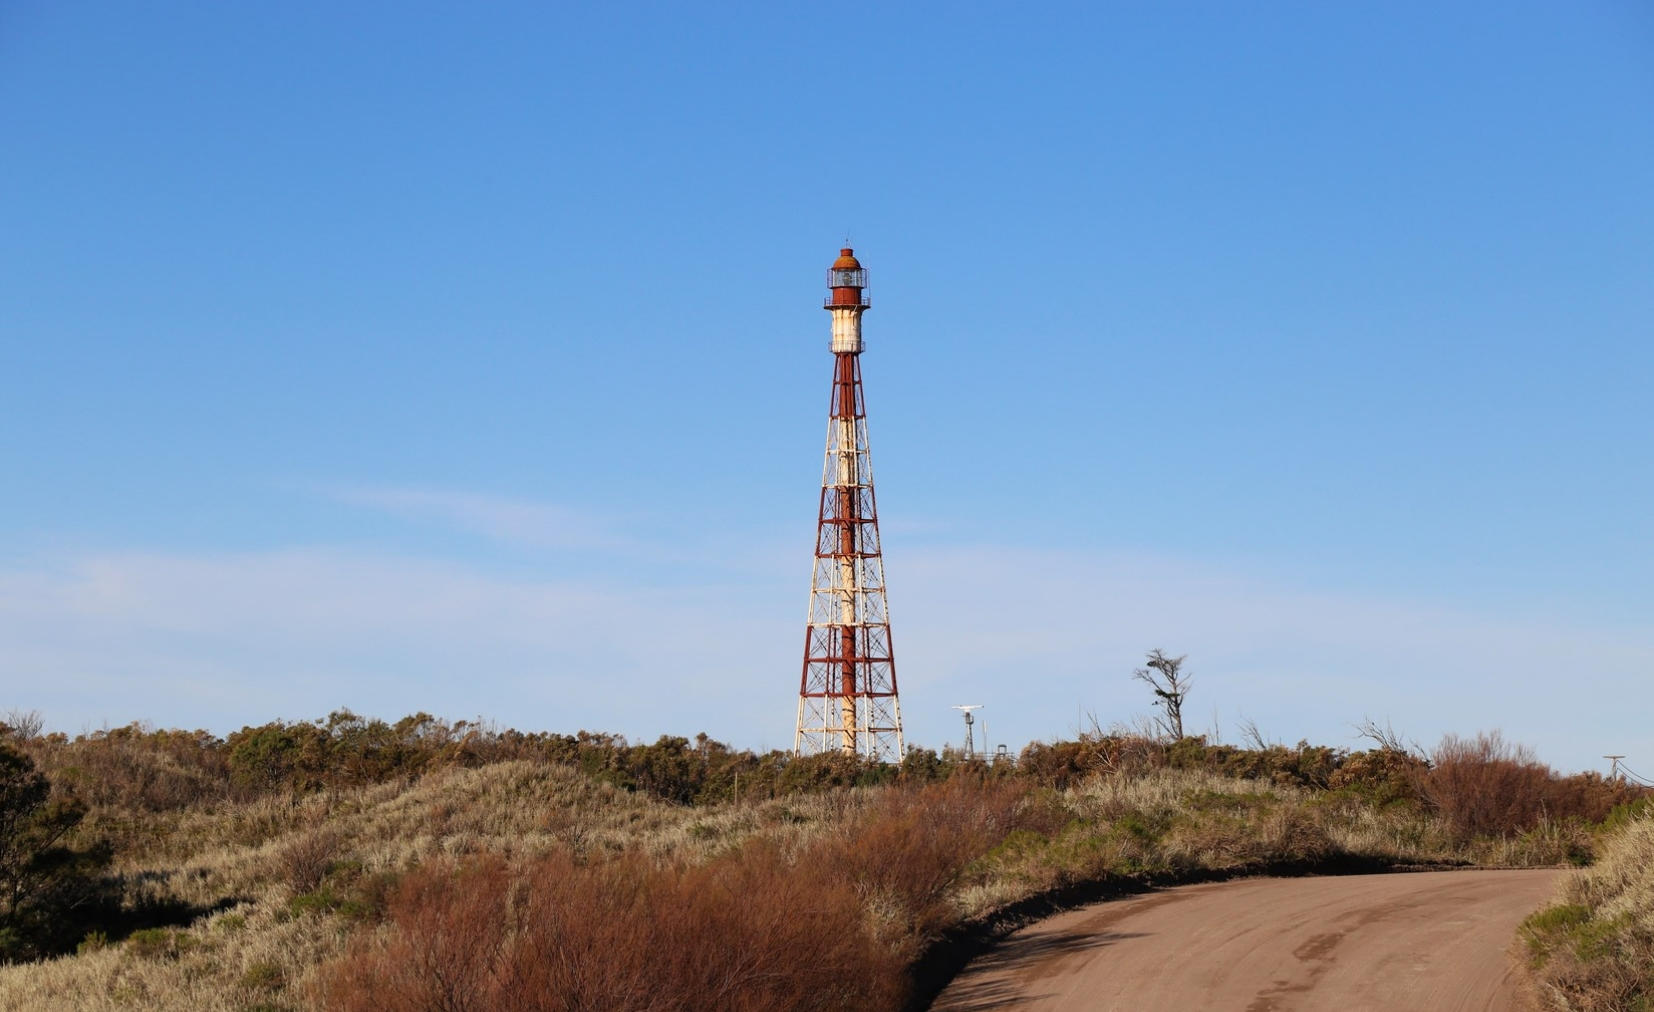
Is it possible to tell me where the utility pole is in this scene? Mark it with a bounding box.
[1605,755,1626,782]
[794,248,905,761]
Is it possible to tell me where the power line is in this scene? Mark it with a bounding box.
[1615,763,1654,788]
[1612,760,1654,787]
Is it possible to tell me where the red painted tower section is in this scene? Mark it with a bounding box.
[794,248,905,760]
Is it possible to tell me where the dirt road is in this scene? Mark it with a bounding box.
[932,869,1560,1012]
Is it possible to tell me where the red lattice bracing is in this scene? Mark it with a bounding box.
[794,351,904,761]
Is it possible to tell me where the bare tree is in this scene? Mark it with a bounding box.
[1353,715,1426,759]
[1237,716,1273,752]
[1133,649,1191,741]
[0,711,42,743]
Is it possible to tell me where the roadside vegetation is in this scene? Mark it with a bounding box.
[1521,800,1654,1012]
[0,710,1643,1011]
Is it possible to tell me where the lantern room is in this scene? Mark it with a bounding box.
[824,248,870,308]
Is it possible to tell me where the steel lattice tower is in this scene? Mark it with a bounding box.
[794,248,904,761]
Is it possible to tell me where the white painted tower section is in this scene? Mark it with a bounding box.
[830,307,863,354]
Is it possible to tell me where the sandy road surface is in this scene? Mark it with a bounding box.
[933,869,1560,1012]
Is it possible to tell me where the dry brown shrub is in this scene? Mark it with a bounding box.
[1423,732,1647,842]
[324,856,511,1012]
[320,843,905,1012]
[812,776,1032,941]
[1539,771,1644,825]
[1422,731,1556,840]
[280,827,341,894]
[580,842,900,1011]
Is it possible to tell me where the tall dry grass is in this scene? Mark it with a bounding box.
[1522,810,1654,1011]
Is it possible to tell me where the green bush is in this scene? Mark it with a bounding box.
[75,931,108,954]
[126,927,197,960]
[240,960,285,991]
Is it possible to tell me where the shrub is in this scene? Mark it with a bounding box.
[1328,748,1426,805]
[1522,815,1654,1010]
[241,960,286,991]
[319,777,1044,1010]
[279,828,340,894]
[75,930,108,954]
[226,722,330,794]
[0,741,113,961]
[815,776,1033,942]
[1019,739,1103,789]
[40,724,231,811]
[1423,732,1559,840]
[1019,734,1164,789]
[320,846,904,1012]
[1422,732,1645,841]
[125,927,196,960]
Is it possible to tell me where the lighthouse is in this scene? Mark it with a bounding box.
[794,248,905,761]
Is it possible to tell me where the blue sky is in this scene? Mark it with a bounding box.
[2,2,1651,774]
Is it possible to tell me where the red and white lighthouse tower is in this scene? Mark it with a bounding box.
[794,248,905,761]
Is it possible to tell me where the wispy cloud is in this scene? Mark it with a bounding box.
[890,546,1653,771]
[0,547,796,742]
[326,486,633,551]
[1,537,1647,773]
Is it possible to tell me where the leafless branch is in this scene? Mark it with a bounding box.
[1132,649,1191,741]
[1353,715,1426,758]
[1237,716,1272,752]
[1,710,43,742]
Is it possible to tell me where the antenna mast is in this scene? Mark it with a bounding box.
[953,705,984,759]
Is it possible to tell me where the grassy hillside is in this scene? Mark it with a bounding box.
[0,715,1642,1011]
